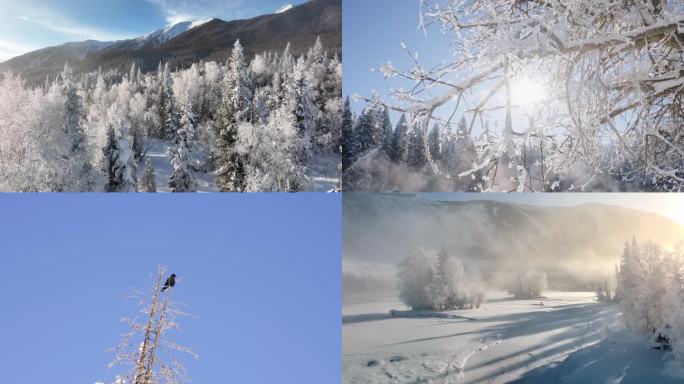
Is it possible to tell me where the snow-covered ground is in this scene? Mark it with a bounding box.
[140,138,217,192]
[140,139,339,192]
[343,292,682,383]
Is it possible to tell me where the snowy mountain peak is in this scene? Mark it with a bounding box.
[275,3,294,13]
[143,18,214,45]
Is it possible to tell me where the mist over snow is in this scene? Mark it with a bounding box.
[343,193,684,301]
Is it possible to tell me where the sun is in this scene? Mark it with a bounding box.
[510,76,545,107]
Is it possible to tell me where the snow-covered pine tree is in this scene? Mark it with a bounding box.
[161,63,180,141]
[397,249,483,311]
[108,266,197,384]
[267,70,283,111]
[141,157,157,192]
[213,39,252,192]
[102,121,137,192]
[168,91,197,192]
[287,56,318,156]
[59,63,95,191]
[0,39,341,192]
[129,62,137,84]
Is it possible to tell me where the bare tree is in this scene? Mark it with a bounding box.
[108,266,198,384]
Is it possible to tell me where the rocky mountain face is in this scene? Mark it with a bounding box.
[0,0,341,83]
[343,193,684,290]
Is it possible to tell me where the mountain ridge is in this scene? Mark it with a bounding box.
[0,0,340,83]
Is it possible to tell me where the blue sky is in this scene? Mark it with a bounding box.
[343,0,451,117]
[0,193,340,384]
[0,0,304,61]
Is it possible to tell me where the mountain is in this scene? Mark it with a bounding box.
[343,193,684,291]
[0,0,341,83]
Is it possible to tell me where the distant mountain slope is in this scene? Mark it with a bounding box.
[343,193,684,289]
[160,0,341,68]
[0,0,340,83]
[0,40,114,84]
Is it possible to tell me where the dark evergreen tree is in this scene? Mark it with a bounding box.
[341,97,355,170]
[428,123,442,162]
[141,157,157,192]
[406,126,427,171]
[389,114,409,163]
[352,108,374,157]
[379,107,393,156]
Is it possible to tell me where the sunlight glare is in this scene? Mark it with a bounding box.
[511,76,545,107]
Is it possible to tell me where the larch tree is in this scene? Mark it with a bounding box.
[108,266,197,384]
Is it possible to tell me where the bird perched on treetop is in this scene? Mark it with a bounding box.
[162,273,176,292]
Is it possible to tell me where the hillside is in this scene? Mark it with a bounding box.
[0,0,341,83]
[343,193,684,290]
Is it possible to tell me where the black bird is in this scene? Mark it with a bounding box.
[162,273,176,292]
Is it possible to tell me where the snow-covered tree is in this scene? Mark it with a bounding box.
[213,39,253,192]
[237,106,310,191]
[507,270,547,299]
[397,248,484,311]
[0,38,339,192]
[168,91,196,192]
[616,238,684,352]
[102,122,137,192]
[58,63,95,191]
[353,0,684,191]
[141,157,157,192]
[159,63,180,141]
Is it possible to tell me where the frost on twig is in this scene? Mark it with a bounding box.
[344,0,684,192]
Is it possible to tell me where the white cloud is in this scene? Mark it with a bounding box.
[143,0,252,26]
[165,10,198,25]
[29,18,135,41]
[17,16,29,21]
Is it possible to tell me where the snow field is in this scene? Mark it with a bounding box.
[343,292,682,383]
